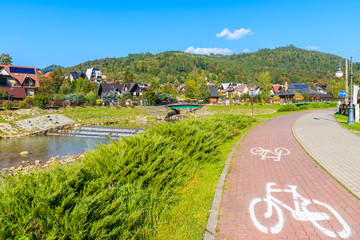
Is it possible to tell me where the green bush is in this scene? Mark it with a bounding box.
[0,114,254,239]
[308,102,330,109]
[277,104,298,112]
[298,105,309,110]
[18,101,26,109]
[0,89,8,100]
[33,94,50,108]
[65,93,86,106]
[3,101,13,110]
[85,91,98,106]
[24,96,35,107]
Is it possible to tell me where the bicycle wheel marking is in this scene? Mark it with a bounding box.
[249,182,351,238]
[250,147,290,161]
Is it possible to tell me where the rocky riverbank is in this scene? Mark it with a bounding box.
[0,111,75,139]
[1,154,84,174]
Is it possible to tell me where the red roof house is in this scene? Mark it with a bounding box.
[0,65,39,99]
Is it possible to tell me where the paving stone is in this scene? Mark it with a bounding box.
[215,111,360,240]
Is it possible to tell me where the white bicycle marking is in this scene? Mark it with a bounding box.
[249,182,351,238]
[250,147,290,161]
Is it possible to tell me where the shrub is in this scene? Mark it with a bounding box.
[33,95,50,109]
[65,94,86,106]
[18,101,26,109]
[308,103,321,108]
[24,96,35,107]
[85,92,98,106]
[3,101,13,110]
[0,89,8,100]
[101,90,117,104]
[96,98,104,106]
[277,104,298,112]
[0,114,255,239]
[298,105,309,110]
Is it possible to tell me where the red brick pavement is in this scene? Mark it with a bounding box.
[215,112,360,240]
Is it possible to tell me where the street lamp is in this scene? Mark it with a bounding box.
[10,87,13,101]
[336,57,354,125]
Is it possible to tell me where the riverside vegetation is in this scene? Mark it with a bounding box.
[0,114,255,239]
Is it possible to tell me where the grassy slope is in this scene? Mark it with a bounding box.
[57,106,156,125]
[0,114,255,239]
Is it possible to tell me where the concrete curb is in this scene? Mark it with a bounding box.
[203,125,256,240]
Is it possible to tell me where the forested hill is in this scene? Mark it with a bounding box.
[41,65,63,74]
[62,45,358,86]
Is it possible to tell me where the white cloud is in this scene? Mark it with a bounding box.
[243,49,249,52]
[216,28,253,40]
[306,45,320,50]
[185,46,232,55]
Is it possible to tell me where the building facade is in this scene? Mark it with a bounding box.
[0,65,39,99]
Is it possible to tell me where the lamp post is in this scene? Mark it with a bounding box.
[10,87,13,101]
[336,57,354,125]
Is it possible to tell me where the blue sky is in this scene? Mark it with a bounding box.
[2,0,360,68]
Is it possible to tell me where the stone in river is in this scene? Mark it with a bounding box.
[19,151,30,156]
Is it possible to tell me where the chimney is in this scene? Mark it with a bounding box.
[285,82,288,91]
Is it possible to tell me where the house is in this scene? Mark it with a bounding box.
[209,86,220,104]
[98,83,144,98]
[44,71,53,78]
[313,83,327,93]
[234,83,249,97]
[271,84,283,95]
[275,83,333,101]
[0,65,39,99]
[86,68,103,83]
[69,72,87,82]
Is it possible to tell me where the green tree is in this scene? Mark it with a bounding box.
[256,72,272,100]
[185,80,197,99]
[0,53,12,65]
[196,78,210,102]
[305,92,310,101]
[123,68,135,83]
[81,79,91,93]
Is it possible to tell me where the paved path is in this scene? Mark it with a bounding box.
[215,111,360,240]
[293,108,360,198]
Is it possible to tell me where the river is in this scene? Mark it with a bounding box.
[0,121,160,170]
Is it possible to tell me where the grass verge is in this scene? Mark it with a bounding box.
[333,114,360,135]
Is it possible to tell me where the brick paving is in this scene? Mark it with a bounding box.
[215,111,360,240]
[293,108,360,198]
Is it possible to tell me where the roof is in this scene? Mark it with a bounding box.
[0,87,27,99]
[98,83,139,95]
[209,86,220,98]
[0,65,39,87]
[44,71,52,78]
[272,85,281,93]
[221,83,230,90]
[275,83,333,98]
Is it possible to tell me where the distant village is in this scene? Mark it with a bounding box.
[0,64,334,105]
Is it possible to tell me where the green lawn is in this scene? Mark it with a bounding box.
[57,106,158,125]
[333,114,360,135]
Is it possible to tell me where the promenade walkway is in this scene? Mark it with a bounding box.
[293,108,360,198]
[214,111,360,240]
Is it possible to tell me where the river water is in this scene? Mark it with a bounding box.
[0,135,110,169]
[0,121,161,170]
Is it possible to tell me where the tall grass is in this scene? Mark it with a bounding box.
[0,114,254,239]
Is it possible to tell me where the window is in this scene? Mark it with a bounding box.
[0,78,7,86]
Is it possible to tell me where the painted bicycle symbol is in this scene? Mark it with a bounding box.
[250,147,290,161]
[249,183,351,238]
